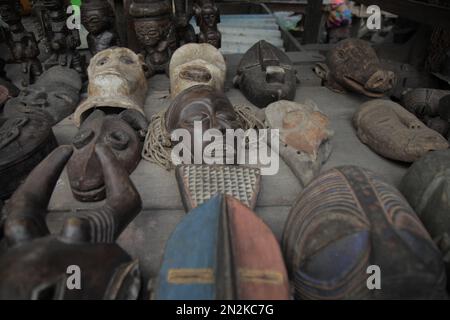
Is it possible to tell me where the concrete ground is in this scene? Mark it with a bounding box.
[3,51,409,287]
[39,51,410,286]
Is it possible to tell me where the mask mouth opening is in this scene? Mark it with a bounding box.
[80,106,128,124]
[343,76,385,98]
[266,66,286,84]
[180,66,212,83]
[71,183,106,203]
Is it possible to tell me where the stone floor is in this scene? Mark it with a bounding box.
[5,51,410,285]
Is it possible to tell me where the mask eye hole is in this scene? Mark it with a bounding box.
[73,129,95,149]
[97,57,109,66]
[120,55,134,65]
[106,130,129,150]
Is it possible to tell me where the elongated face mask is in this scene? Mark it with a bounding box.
[67,109,148,202]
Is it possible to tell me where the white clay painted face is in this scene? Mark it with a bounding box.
[89,48,146,97]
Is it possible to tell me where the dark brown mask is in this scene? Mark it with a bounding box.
[4,67,82,125]
[234,40,297,108]
[0,145,142,299]
[0,110,57,200]
[317,39,396,97]
[67,109,148,202]
[166,85,242,163]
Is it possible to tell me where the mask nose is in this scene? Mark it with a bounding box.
[367,70,395,91]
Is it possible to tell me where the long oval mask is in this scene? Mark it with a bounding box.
[354,99,449,162]
[67,109,148,202]
[282,166,447,300]
[234,40,297,108]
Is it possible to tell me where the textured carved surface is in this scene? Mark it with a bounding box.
[265,100,333,186]
[0,146,142,299]
[81,0,121,55]
[0,111,57,200]
[169,43,226,98]
[74,47,148,127]
[67,110,147,202]
[4,66,82,125]
[156,194,289,300]
[400,150,450,290]
[401,88,450,119]
[234,41,297,108]
[166,85,242,162]
[283,166,447,300]
[354,99,449,162]
[175,164,260,211]
[315,39,395,98]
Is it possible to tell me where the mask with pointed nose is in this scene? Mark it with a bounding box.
[67,109,148,202]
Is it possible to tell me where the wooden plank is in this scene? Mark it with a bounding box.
[302,0,324,44]
[353,0,450,29]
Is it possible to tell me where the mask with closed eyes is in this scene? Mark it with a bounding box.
[166,85,242,163]
[4,66,82,125]
[67,109,148,202]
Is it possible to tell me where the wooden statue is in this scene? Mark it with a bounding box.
[129,0,177,76]
[0,0,42,86]
[81,0,121,55]
[35,0,83,73]
[193,0,221,49]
